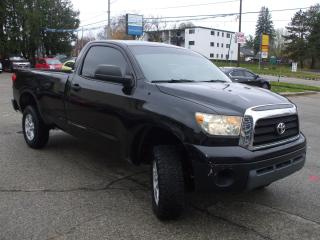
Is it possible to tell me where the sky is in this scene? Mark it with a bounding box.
[71,0,319,37]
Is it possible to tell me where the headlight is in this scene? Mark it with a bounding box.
[195,112,242,136]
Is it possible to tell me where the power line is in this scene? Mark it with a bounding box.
[146,0,239,10]
[144,6,310,20]
[81,12,108,23]
[79,6,310,29]
[80,19,109,27]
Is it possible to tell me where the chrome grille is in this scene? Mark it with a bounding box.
[253,115,299,146]
[239,104,300,150]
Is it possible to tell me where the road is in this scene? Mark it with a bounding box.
[0,72,320,240]
[262,74,320,87]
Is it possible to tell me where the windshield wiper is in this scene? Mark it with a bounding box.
[152,79,196,83]
[200,79,227,83]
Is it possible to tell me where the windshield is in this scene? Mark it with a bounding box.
[47,59,61,65]
[130,45,231,83]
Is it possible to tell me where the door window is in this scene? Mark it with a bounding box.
[243,70,256,78]
[81,46,128,78]
[230,70,244,77]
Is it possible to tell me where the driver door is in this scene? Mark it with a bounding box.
[65,44,136,147]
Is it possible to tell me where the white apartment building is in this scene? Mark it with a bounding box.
[143,26,238,61]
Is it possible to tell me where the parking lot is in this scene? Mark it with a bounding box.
[0,72,320,240]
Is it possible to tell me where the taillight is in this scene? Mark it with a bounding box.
[12,73,17,82]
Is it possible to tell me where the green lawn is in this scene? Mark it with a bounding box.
[214,61,320,80]
[271,82,320,93]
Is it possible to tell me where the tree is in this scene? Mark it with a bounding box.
[143,16,168,42]
[178,22,194,30]
[271,28,286,57]
[254,6,275,54]
[244,35,254,49]
[305,4,320,68]
[284,10,309,68]
[0,0,79,63]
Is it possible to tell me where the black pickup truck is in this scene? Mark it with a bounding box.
[12,40,306,220]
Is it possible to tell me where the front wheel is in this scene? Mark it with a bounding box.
[151,145,185,220]
[262,83,270,89]
[22,106,49,149]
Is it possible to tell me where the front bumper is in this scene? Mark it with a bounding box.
[187,133,306,191]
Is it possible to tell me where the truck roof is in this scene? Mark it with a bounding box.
[89,40,183,49]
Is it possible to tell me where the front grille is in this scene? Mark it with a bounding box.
[253,114,299,146]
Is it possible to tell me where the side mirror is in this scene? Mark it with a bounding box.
[94,64,134,89]
[69,62,75,70]
[255,75,259,79]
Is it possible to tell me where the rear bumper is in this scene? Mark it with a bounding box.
[187,133,306,191]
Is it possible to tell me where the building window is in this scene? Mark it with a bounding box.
[217,43,219,47]
[211,30,215,35]
[222,32,224,37]
[189,41,195,45]
[221,43,224,48]
[227,33,231,38]
[221,54,223,59]
[217,32,220,36]
[210,53,214,58]
[210,42,214,47]
[189,29,195,34]
[226,44,230,48]
[216,54,219,58]
[226,54,229,59]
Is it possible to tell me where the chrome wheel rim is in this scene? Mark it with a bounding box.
[25,114,35,141]
[153,161,159,205]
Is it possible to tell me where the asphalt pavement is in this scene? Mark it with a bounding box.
[0,72,320,240]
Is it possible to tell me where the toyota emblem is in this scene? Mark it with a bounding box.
[276,122,286,135]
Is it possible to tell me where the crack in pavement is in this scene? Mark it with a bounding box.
[189,202,273,240]
[0,171,148,194]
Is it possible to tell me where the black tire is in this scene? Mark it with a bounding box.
[255,183,271,190]
[151,145,185,220]
[22,105,49,149]
[262,83,270,89]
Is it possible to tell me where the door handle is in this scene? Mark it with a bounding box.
[71,83,81,91]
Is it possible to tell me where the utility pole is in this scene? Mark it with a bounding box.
[81,27,84,49]
[237,0,242,67]
[107,0,111,39]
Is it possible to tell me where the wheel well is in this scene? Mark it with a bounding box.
[19,93,37,112]
[132,127,194,190]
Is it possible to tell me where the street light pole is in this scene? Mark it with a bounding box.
[237,0,242,67]
[107,0,111,39]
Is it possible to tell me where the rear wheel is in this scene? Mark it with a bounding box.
[22,106,49,149]
[151,145,185,220]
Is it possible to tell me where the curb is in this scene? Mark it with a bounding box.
[279,91,319,97]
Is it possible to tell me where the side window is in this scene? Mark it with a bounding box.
[230,70,244,77]
[81,46,128,78]
[243,70,256,78]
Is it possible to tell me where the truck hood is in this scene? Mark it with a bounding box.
[156,82,289,115]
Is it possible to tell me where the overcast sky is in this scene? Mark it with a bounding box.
[71,0,319,36]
